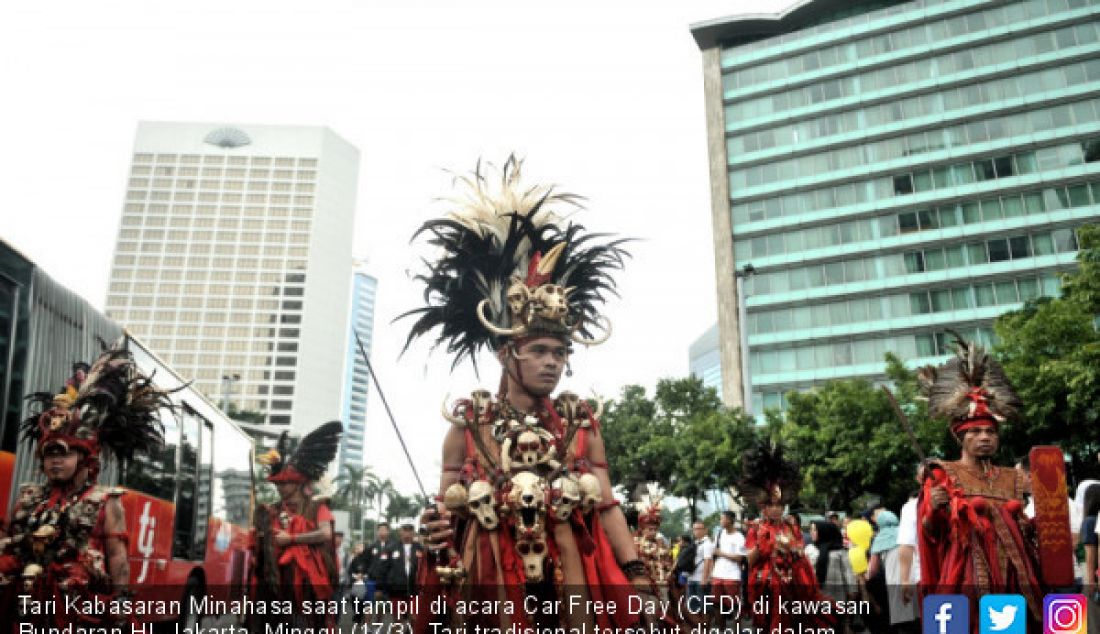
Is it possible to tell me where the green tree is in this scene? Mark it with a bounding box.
[601,376,756,521]
[335,465,375,540]
[385,491,420,524]
[994,224,1100,479]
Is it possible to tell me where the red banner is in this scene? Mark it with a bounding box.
[1030,445,1074,587]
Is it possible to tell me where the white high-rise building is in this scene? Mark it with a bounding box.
[106,121,360,439]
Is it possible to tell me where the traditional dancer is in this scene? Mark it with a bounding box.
[0,344,167,629]
[740,439,835,633]
[917,338,1045,627]
[252,421,343,631]
[409,157,648,634]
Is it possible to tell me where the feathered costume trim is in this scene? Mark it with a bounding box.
[401,156,630,371]
[260,421,342,484]
[20,342,169,479]
[739,439,801,506]
[917,334,1021,434]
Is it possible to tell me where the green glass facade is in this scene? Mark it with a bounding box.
[692,0,1100,413]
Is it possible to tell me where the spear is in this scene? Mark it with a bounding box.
[881,385,926,464]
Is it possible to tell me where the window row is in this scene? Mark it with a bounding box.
[750,326,995,375]
[126,191,315,205]
[730,97,1100,189]
[115,243,310,258]
[111,269,305,284]
[128,179,316,193]
[747,273,1060,336]
[731,139,1094,222]
[725,22,1099,123]
[721,0,1097,92]
[735,180,1099,262]
[108,282,306,296]
[743,228,1079,296]
[119,218,312,234]
[134,154,317,168]
[115,231,311,245]
[111,255,306,271]
[121,203,314,220]
[729,57,1100,162]
[131,165,317,180]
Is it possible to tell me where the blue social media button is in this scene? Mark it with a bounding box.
[980,595,1026,634]
[925,595,969,634]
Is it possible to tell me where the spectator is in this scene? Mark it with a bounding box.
[870,511,917,633]
[1080,483,1100,599]
[810,521,856,634]
[897,465,923,614]
[333,531,347,597]
[710,512,746,628]
[379,523,423,627]
[687,521,714,617]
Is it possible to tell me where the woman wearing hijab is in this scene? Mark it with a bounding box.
[810,521,858,633]
[869,511,919,633]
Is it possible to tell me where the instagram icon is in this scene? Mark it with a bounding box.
[1044,595,1087,634]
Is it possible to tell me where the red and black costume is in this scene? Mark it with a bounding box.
[0,345,167,629]
[251,421,342,631]
[740,440,835,633]
[916,340,1045,628]
[403,157,643,633]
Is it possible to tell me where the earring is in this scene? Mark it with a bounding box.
[565,362,573,378]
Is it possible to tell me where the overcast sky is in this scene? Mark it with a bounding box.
[1,0,795,499]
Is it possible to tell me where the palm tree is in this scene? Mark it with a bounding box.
[385,491,420,524]
[335,464,376,541]
[366,477,398,529]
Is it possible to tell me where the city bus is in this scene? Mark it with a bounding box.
[0,238,255,627]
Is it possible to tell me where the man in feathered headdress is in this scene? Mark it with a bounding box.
[633,495,674,589]
[740,439,834,633]
[917,338,1045,627]
[251,421,342,631]
[407,157,650,634]
[0,343,167,629]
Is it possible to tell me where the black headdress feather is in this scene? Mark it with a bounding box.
[263,421,343,482]
[400,155,630,372]
[917,334,1021,426]
[739,438,801,505]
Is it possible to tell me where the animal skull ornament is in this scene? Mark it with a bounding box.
[471,389,493,419]
[577,473,602,515]
[515,430,543,468]
[551,476,581,522]
[532,284,571,321]
[515,533,548,582]
[509,471,547,531]
[443,482,469,516]
[505,278,531,318]
[557,392,580,423]
[467,480,498,530]
[21,564,42,592]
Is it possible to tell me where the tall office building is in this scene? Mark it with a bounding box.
[106,122,360,438]
[689,323,723,400]
[339,262,377,470]
[692,0,1100,412]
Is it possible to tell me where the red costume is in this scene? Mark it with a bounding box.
[916,341,1045,628]
[251,422,342,632]
[0,346,167,630]
[403,157,645,633]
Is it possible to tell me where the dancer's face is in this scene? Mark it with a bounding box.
[42,445,81,484]
[961,424,999,459]
[505,336,569,397]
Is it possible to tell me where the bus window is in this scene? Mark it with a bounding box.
[121,405,179,501]
[174,408,200,560]
[0,275,20,453]
[193,421,213,559]
[212,417,253,528]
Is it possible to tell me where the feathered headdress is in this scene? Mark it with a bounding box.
[401,155,630,370]
[636,483,664,528]
[258,421,342,484]
[917,334,1021,435]
[21,343,169,480]
[739,438,801,506]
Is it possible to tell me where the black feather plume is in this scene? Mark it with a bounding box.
[288,421,342,482]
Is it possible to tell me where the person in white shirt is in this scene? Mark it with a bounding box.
[898,464,923,610]
[688,521,715,616]
[710,511,746,628]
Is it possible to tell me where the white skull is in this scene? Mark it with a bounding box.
[515,430,542,468]
[551,476,581,522]
[443,482,468,516]
[471,389,493,418]
[577,473,602,515]
[557,391,580,423]
[506,278,531,318]
[509,471,547,531]
[466,480,498,530]
[533,284,570,320]
[515,533,548,582]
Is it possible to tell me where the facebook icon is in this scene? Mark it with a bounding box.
[924,595,969,634]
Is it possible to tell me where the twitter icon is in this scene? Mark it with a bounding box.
[980,595,1026,634]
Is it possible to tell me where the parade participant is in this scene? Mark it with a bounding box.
[633,497,674,589]
[740,439,834,633]
[407,157,647,633]
[917,337,1045,626]
[0,345,168,629]
[251,421,342,631]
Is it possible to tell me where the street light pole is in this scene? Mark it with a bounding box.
[735,263,755,415]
